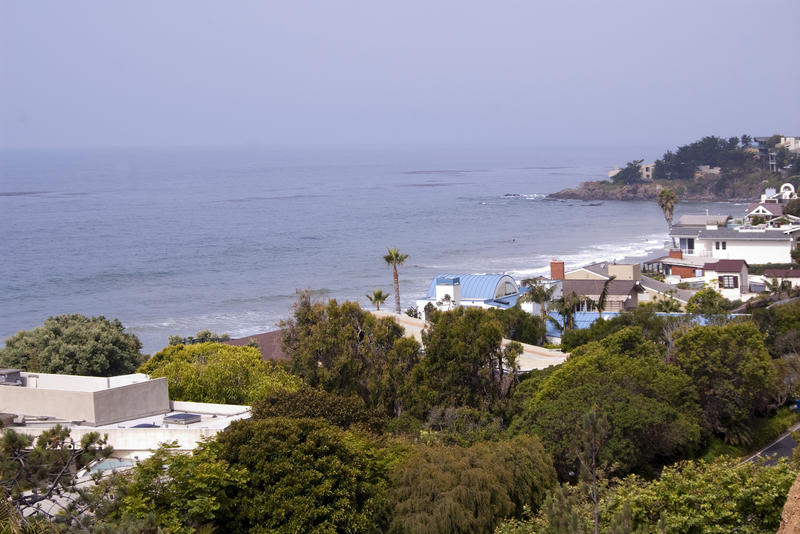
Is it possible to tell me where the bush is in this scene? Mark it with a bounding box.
[0,314,145,376]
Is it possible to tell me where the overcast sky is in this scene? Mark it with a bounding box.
[1,1,798,149]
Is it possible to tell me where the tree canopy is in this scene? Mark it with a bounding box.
[389,435,556,534]
[0,314,145,376]
[673,322,775,440]
[512,327,703,478]
[216,417,392,533]
[139,342,302,404]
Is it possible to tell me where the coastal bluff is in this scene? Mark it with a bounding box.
[549,177,781,202]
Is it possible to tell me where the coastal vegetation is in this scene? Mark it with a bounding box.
[2,295,800,532]
[550,134,800,201]
[0,314,145,377]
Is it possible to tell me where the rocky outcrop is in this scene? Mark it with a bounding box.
[778,471,800,534]
[548,181,662,201]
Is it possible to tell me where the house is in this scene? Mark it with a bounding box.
[744,202,785,224]
[761,183,797,202]
[561,279,642,312]
[779,137,800,153]
[564,260,693,309]
[643,249,707,279]
[417,273,528,315]
[670,223,800,264]
[640,163,656,181]
[0,370,250,459]
[763,269,800,288]
[703,259,749,300]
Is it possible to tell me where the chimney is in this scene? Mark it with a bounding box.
[550,259,565,280]
[669,249,683,259]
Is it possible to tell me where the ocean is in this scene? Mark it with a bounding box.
[0,146,738,355]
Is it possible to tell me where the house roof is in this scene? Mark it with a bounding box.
[427,274,517,299]
[696,227,793,241]
[703,259,748,273]
[674,214,731,227]
[764,269,800,278]
[562,279,642,297]
[746,203,784,217]
[644,254,708,268]
[638,276,694,303]
[225,330,288,361]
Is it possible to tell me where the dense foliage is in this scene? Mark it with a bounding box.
[498,457,797,533]
[654,136,752,180]
[282,292,421,417]
[488,305,547,346]
[0,314,145,376]
[216,417,392,533]
[674,322,774,441]
[251,386,387,433]
[512,328,703,478]
[139,342,302,404]
[389,435,556,534]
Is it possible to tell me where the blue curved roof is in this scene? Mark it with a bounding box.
[426,274,514,300]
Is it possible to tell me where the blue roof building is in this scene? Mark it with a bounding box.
[417,273,528,313]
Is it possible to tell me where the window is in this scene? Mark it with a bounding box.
[715,241,720,250]
[574,299,596,312]
[722,242,726,250]
[719,276,738,289]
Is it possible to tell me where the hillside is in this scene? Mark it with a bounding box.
[550,135,800,201]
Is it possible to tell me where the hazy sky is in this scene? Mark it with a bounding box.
[1,1,798,149]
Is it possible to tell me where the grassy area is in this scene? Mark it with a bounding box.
[701,407,800,461]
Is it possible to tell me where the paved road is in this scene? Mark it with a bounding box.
[745,423,800,465]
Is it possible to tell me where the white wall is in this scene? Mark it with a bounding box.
[697,239,791,264]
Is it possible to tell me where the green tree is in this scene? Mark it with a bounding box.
[602,457,796,533]
[413,307,521,417]
[612,160,644,185]
[388,435,556,534]
[519,278,556,322]
[685,287,731,321]
[576,407,609,534]
[251,386,387,433]
[0,314,145,377]
[673,322,775,439]
[96,441,247,533]
[511,328,703,478]
[741,134,752,147]
[0,426,112,528]
[139,342,302,404]
[281,293,420,414]
[549,292,583,332]
[216,417,391,533]
[168,329,230,346]
[489,305,547,345]
[657,188,678,247]
[366,289,390,311]
[384,247,409,314]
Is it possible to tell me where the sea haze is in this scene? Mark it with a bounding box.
[0,146,735,355]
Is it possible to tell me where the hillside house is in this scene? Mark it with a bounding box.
[703,259,749,300]
[417,274,529,316]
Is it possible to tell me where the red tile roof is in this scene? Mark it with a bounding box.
[225,330,288,362]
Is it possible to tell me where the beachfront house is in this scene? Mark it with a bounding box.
[416,273,528,316]
[703,259,749,300]
[562,261,691,309]
[670,217,800,264]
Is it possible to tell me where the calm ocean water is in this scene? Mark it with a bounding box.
[0,146,737,355]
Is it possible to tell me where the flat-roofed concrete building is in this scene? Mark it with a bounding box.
[0,371,250,459]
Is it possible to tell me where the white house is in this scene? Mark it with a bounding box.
[417,274,529,316]
[763,269,800,289]
[703,260,750,300]
[671,223,800,264]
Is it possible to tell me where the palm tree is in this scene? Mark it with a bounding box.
[519,278,556,321]
[594,275,616,315]
[657,188,678,247]
[383,247,408,314]
[366,289,389,311]
[550,291,582,332]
